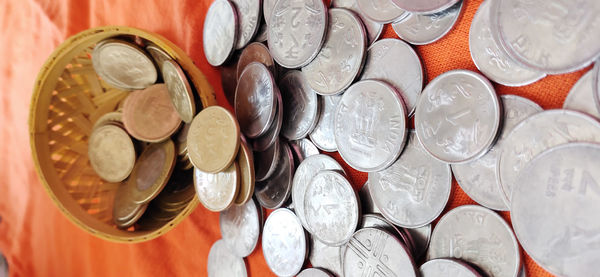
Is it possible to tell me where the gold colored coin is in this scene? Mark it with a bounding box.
[234,139,255,206]
[163,59,197,123]
[88,124,136,183]
[93,111,124,130]
[115,203,148,229]
[113,183,148,229]
[187,106,240,173]
[194,161,240,212]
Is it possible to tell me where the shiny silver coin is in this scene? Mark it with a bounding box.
[563,70,600,119]
[254,20,268,42]
[492,0,600,74]
[92,39,157,90]
[230,0,261,49]
[360,38,423,116]
[252,88,282,152]
[359,214,414,252]
[219,198,261,257]
[280,70,320,140]
[254,138,280,182]
[420,259,482,277]
[335,80,407,172]
[391,1,463,46]
[267,0,327,68]
[162,59,196,123]
[207,239,248,277]
[309,95,341,152]
[146,44,172,70]
[262,0,276,25]
[427,205,521,277]
[309,235,343,277]
[452,95,542,211]
[262,208,307,277]
[369,131,451,227]
[497,109,600,205]
[356,0,407,24]
[297,268,333,277]
[255,141,294,209]
[391,0,459,14]
[332,0,383,45]
[469,0,545,87]
[358,181,381,214]
[202,0,238,66]
[344,227,417,277]
[511,143,600,277]
[305,170,360,246]
[405,224,432,261]
[302,8,367,95]
[235,62,277,138]
[415,69,501,164]
[289,138,320,163]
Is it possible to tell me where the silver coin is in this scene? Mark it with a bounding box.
[92,39,157,90]
[452,95,542,211]
[469,0,545,87]
[415,69,501,164]
[309,95,342,152]
[420,259,482,277]
[305,170,359,246]
[391,0,459,14]
[235,62,277,138]
[254,137,280,182]
[262,208,307,277]
[369,131,451,227]
[359,214,414,251]
[207,239,248,277]
[202,0,238,66]
[297,268,333,277]
[427,205,521,277]
[356,0,407,24]
[254,19,268,42]
[219,198,261,257]
[146,44,172,70]
[252,88,282,152]
[162,59,196,123]
[332,0,384,45]
[358,181,381,214]
[255,141,294,209]
[593,61,600,114]
[360,38,424,116]
[280,70,321,140]
[391,1,463,46]
[405,224,432,261]
[267,0,327,68]
[344,227,417,277]
[289,138,320,162]
[335,80,407,172]
[230,0,261,49]
[262,0,276,25]
[302,8,367,95]
[492,0,600,74]
[497,109,600,205]
[309,235,343,277]
[564,70,600,119]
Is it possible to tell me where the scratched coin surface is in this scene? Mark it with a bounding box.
[267,0,327,68]
[405,224,432,261]
[236,42,276,80]
[298,268,332,277]
[511,143,600,277]
[356,0,407,24]
[255,141,294,209]
[452,95,542,211]
[203,0,238,66]
[194,162,240,212]
[563,70,600,119]
[92,39,157,90]
[415,70,501,164]
[427,205,521,277]
[230,0,260,49]
[335,80,407,172]
[369,131,452,228]
[220,198,261,257]
[88,124,136,183]
[254,138,280,182]
[162,59,196,123]
[280,70,320,140]
[309,236,343,277]
[207,239,247,277]
[420,259,481,277]
[310,95,342,152]
[344,228,417,277]
[392,1,463,45]
[391,0,459,14]
[302,8,367,95]
[360,38,423,116]
[262,208,307,277]
[235,62,277,138]
[252,88,282,152]
[332,0,383,45]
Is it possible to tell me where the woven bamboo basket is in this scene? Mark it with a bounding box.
[29,26,216,243]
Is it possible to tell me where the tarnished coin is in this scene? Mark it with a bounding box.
[252,88,282,152]
[369,131,451,228]
[255,141,294,209]
[511,143,600,277]
[207,239,247,277]
[405,224,432,261]
[187,106,240,173]
[344,228,417,277]
[298,268,332,277]
[356,0,407,24]
[267,0,327,68]
[162,59,196,123]
[289,138,320,162]
[335,80,407,172]
[146,44,172,69]
[304,171,359,246]
[360,38,423,116]
[392,1,463,45]
[427,205,521,277]
[391,0,459,14]
[235,62,277,138]
[309,95,341,152]
[194,162,240,212]
[497,110,600,205]
[236,42,275,80]
[309,236,343,277]
[358,181,381,214]
[280,70,320,140]
[452,95,542,211]
[302,8,367,95]
[254,138,280,182]
[262,208,307,277]
[332,0,383,45]
[220,198,261,257]
[203,0,238,66]
[92,39,157,90]
[234,139,255,205]
[127,140,176,204]
[420,259,481,277]
[230,0,261,49]
[563,70,600,119]
[469,0,545,87]
[88,124,136,183]
[292,154,344,232]
[122,84,182,142]
[415,70,501,164]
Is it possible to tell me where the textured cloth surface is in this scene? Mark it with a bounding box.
[0,0,580,275]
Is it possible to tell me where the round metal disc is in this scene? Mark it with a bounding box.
[391,1,463,45]
[207,239,248,277]
[202,0,238,66]
[262,208,307,277]
[219,198,261,258]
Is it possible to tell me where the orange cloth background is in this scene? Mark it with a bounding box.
[0,0,582,275]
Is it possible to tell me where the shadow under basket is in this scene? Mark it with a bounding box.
[29,26,216,243]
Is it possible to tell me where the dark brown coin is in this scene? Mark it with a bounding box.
[126,140,177,205]
[254,138,280,182]
[255,141,294,209]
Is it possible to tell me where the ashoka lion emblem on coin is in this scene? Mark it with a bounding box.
[351,91,384,149]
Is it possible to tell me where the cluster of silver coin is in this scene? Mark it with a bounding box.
[204,0,600,276]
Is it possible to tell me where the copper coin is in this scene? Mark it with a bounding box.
[235,62,277,138]
[234,139,255,205]
[162,59,196,123]
[236,42,276,81]
[122,84,182,142]
[88,124,136,183]
[127,139,177,204]
[194,161,240,212]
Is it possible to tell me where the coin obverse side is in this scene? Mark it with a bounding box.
[309,236,343,277]
[332,0,383,45]
[162,59,196,123]
[310,95,342,152]
[262,208,307,277]
[235,62,277,139]
[207,239,248,277]
[391,1,463,46]
[356,0,407,24]
[194,162,240,212]
[88,124,136,183]
[219,198,261,258]
[203,0,238,66]
[420,259,482,277]
[255,141,295,209]
[280,70,320,140]
[563,70,600,119]
[230,0,261,49]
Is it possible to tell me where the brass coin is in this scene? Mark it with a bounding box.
[115,203,148,229]
[162,59,197,123]
[234,139,255,206]
[187,106,240,173]
[88,124,136,183]
[127,139,177,205]
[194,161,240,212]
[113,183,148,229]
[92,111,124,130]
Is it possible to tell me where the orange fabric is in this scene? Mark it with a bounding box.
[0,0,578,276]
